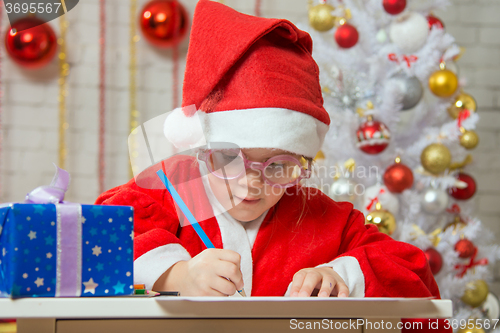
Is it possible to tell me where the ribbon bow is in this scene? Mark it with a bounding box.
[388,53,419,68]
[366,188,385,211]
[446,204,461,215]
[25,165,83,297]
[410,225,442,247]
[457,109,471,128]
[25,165,70,204]
[455,248,489,278]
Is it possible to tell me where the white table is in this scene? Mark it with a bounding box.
[0,297,453,333]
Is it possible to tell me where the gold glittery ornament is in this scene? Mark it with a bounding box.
[448,92,477,119]
[365,202,396,235]
[457,323,486,333]
[428,68,459,98]
[462,280,489,308]
[309,3,336,32]
[460,129,480,150]
[421,143,452,175]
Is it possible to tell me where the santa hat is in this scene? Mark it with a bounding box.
[164,0,330,158]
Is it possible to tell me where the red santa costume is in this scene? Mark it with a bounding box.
[96,0,440,298]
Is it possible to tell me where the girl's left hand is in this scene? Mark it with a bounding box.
[289,267,349,298]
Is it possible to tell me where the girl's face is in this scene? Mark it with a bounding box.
[207,148,299,222]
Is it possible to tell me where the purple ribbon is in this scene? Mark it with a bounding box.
[25,165,82,297]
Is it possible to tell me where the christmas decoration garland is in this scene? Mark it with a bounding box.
[58,15,69,169]
[99,0,107,194]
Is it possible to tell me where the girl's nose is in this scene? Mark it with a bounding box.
[238,168,264,188]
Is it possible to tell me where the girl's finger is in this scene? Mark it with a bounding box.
[298,271,322,297]
[215,260,244,290]
[317,276,336,298]
[290,270,307,297]
[210,276,238,296]
[336,282,349,298]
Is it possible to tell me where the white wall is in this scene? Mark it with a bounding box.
[1,0,499,288]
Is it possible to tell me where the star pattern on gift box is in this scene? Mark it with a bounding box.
[28,231,36,240]
[34,277,44,287]
[116,209,124,217]
[109,233,119,244]
[113,281,125,294]
[96,263,104,272]
[92,245,102,257]
[89,227,97,236]
[45,235,55,246]
[83,278,98,294]
[33,205,46,215]
[46,252,52,259]
[90,206,104,218]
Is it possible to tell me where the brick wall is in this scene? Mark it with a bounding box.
[1,0,499,287]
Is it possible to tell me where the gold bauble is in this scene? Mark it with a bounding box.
[428,69,459,98]
[460,130,480,150]
[421,143,452,175]
[365,203,396,235]
[448,93,477,119]
[462,280,489,308]
[309,3,336,32]
[457,325,486,333]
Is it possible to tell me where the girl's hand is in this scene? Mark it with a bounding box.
[289,267,349,298]
[155,248,244,297]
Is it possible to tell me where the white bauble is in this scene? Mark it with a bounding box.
[363,184,399,216]
[420,187,449,215]
[389,12,429,54]
[330,178,359,203]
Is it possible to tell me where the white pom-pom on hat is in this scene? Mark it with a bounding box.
[163,105,206,149]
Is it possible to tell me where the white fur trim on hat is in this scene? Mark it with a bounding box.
[203,108,328,158]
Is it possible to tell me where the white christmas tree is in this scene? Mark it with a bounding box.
[299,0,500,330]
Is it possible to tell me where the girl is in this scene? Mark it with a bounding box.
[96,0,440,298]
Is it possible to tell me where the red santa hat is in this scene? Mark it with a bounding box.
[164,0,330,158]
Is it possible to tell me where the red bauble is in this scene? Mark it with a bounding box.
[139,0,189,48]
[449,172,476,200]
[356,117,391,154]
[424,248,443,275]
[455,239,476,259]
[384,161,414,193]
[383,0,406,15]
[334,23,359,49]
[427,15,445,30]
[5,18,57,69]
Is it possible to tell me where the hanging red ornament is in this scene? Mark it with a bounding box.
[427,14,445,30]
[334,23,359,49]
[424,248,443,275]
[139,0,189,48]
[383,0,406,15]
[4,17,57,69]
[449,172,477,200]
[383,157,414,193]
[455,239,476,259]
[356,116,391,154]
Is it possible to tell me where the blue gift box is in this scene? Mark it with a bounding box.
[0,203,134,298]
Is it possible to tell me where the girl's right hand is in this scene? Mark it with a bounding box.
[161,249,244,296]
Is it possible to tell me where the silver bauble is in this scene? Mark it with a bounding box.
[330,178,358,203]
[421,187,449,214]
[392,74,423,110]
